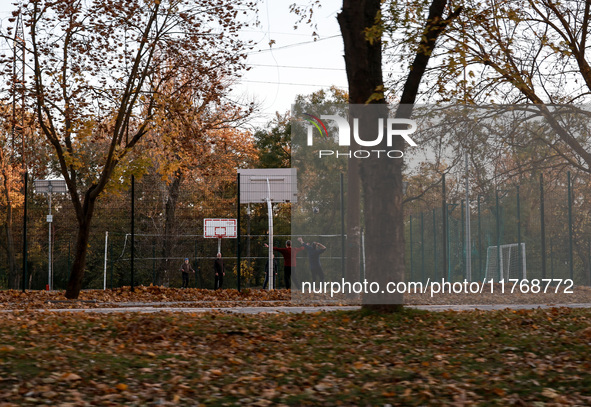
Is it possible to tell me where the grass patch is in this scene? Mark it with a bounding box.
[0,308,590,405]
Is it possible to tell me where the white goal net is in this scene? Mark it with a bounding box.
[484,243,526,281]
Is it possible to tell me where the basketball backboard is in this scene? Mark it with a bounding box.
[204,219,237,238]
[238,168,297,204]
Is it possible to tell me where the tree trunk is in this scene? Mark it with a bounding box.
[338,0,380,298]
[339,0,400,310]
[65,191,97,299]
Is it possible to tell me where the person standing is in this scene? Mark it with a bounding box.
[180,258,195,289]
[299,238,327,284]
[264,240,305,289]
[214,252,225,290]
[263,254,279,289]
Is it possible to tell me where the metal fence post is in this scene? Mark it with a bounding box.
[421,211,425,284]
[194,240,198,289]
[237,173,241,291]
[477,195,482,280]
[22,171,28,292]
[588,237,591,286]
[540,174,546,280]
[461,199,465,275]
[410,214,414,282]
[550,238,555,280]
[67,238,71,283]
[567,171,574,281]
[152,238,156,286]
[131,174,135,291]
[340,173,345,280]
[517,185,522,279]
[496,190,501,281]
[447,204,453,282]
[433,208,437,281]
[442,174,447,281]
[109,240,113,289]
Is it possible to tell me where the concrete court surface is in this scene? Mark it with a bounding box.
[3,303,591,314]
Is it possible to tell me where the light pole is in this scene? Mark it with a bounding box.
[246,204,251,262]
[34,179,67,290]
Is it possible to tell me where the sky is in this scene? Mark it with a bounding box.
[233,0,347,129]
[0,0,348,131]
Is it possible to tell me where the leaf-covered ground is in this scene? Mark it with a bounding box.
[0,287,293,310]
[0,307,590,406]
[1,284,590,310]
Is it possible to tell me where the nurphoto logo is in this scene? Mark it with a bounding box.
[303,113,418,159]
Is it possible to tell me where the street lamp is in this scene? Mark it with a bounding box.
[34,179,67,290]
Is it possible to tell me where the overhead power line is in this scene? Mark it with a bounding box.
[248,63,346,71]
[240,80,347,88]
[248,35,341,53]
[246,63,406,74]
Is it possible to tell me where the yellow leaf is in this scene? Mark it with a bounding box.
[116,383,128,391]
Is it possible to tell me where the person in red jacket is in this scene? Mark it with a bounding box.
[264,240,305,289]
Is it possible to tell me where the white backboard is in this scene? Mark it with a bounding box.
[34,179,68,194]
[204,218,237,238]
[238,168,297,204]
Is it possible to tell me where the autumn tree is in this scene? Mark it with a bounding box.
[417,0,591,172]
[143,84,257,284]
[9,0,255,298]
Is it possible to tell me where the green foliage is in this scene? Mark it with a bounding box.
[254,113,291,168]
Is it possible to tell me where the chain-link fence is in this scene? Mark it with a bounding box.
[406,171,591,286]
[0,170,349,291]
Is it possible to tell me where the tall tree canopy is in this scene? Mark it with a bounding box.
[6,0,256,298]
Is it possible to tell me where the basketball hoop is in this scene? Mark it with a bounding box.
[204,219,237,254]
[204,219,237,239]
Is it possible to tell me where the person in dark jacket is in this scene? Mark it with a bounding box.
[214,252,224,290]
[263,254,279,289]
[299,237,327,284]
[180,258,195,288]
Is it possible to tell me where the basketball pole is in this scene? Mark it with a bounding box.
[237,173,241,291]
[465,151,471,282]
[266,178,274,290]
[237,169,297,291]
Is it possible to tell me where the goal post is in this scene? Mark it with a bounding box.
[484,243,526,281]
